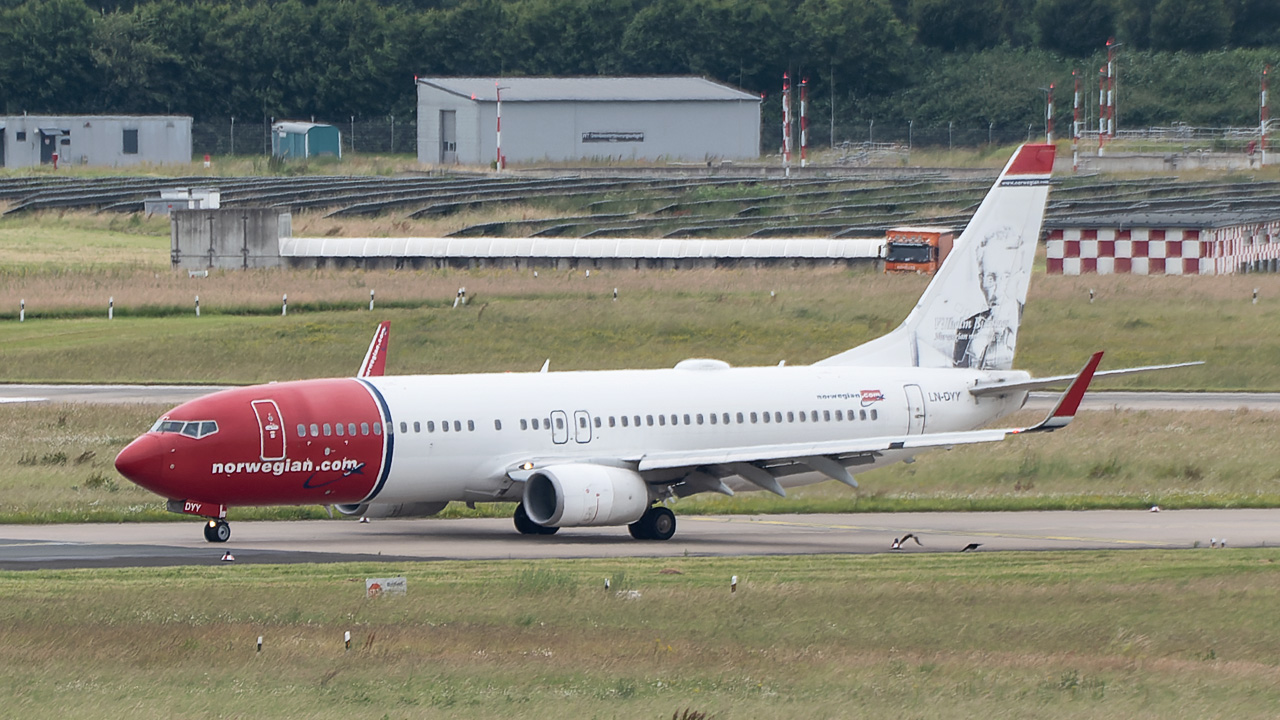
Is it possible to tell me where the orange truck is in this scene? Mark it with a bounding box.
[883,226,954,274]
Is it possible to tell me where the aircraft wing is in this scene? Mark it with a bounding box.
[357,321,390,378]
[632,352,1104,497]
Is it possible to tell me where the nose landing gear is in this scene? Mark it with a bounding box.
[203,520,231,543]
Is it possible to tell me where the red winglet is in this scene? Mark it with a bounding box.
[358,321,390,377]
[1004,143,1057,175]
[1018,351,1103,433]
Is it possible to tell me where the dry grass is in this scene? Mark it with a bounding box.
[1,550,1279,717]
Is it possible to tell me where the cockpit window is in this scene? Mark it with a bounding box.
[151,418,218,439]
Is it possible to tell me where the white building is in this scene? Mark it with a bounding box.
[0,115,192,169]
[416,77,761,167]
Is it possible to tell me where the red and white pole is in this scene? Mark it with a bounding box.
[1046,82,1055,143]
[495,82,504,172]
[1072,70,1081,171]
[782,74,792,177]
[1106,38,1116,139]
[1098,66,1107,154]
[799,78,808,168]
[1262,65,1269,166]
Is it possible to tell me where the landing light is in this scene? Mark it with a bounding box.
[521,462,534,470]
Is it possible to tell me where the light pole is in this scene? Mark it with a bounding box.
[230,116,235,156]
[948,121,953,150]
[869,119,874,144]
[908,119,913,149]
[496,83,509,172]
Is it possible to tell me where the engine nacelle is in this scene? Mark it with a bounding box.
[523,464,651,527]
[335,501,449,519]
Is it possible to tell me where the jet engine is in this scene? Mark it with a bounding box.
[523,464,651,527]
[335,501,449,518]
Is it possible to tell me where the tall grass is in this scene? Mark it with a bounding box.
[1,551,1279,717]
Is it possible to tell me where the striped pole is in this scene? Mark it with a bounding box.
[799,78,808,168]
[369,289,375,311]
[108,296,113,320]
[1106,38,1117,139]
[1262,65,1269,167]
[495,82,504,172]
[195,295,200,317]
[282,293,287,316]
[1072,70,1081,171]
[20,299,24,323]
[1098,66,1107,154]
[782,74,792,177]
[1046,82,1054,143]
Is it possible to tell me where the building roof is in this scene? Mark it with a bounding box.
[280,236,882,260]
[1047,212,1280,230]
[417,76,760,103]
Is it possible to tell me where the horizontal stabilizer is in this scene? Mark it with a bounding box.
[1012,351,1103,433]
[970,360,1203,397]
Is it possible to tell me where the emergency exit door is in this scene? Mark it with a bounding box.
[252,400,287,460]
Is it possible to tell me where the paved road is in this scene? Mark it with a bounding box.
[0,509,1273,569]
[2,384,1279,411]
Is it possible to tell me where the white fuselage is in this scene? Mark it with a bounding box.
[364,362,1029,504]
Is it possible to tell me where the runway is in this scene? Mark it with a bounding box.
[0,509,1274,569]
[1,384,1278,412]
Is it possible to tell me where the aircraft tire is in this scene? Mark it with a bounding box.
[204,520,231,543]
[631,506,676,541]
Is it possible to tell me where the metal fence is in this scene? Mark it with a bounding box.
[193,119,418,157]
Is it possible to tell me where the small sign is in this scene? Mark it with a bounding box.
[366,576,407,598]
[582,131,644,143]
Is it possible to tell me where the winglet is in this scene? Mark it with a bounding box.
[1016,351,1103,433]
[357,321,390,378]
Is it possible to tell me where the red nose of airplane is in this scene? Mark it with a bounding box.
[114,435,166,494]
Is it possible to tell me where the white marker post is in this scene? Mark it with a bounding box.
[731,575,738,593]
[108,296,114,320]
[282,293,288,316]
[19,299,24,323]
[257,636,263,653]
[1254,288,1259,305]
[195,295,200,317]
[369,289,375,311]
[344,631,351,651]
[613,288,618,302]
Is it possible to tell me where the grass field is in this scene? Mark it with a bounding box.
[2,550,1279,718]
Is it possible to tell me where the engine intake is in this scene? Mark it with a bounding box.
[335,501,449,518]
[523,464,651,527]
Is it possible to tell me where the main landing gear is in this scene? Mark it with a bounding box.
[629,506,676,541]
[513,503,559,536]
[203,519,231,543]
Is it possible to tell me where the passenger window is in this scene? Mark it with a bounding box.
[413,422,421,433]
[427,421,435,432]
[824,411,832,422]
[621,416,629,427]
[336,423,345,436]
[374,422,382,435]
[348,423,356,436]
[723,413,731,424]
[749,412,756,423]
[634,415,641,427]
[457,421,464,432]
[709,413,717,425]
[594,417,601,428]
[812,411,820,422]
[608,417,616,428]
[775,412,783,423]
[399,422,407,434]
[697,414,705,425]
[870,410,878,420]
[467,420,474,431]
[860,410,867,420]
[787,412,794,423]
[532,418,540,430]
[555,417,564,430]
[659,415,666,426]
[647,415,654,426]
[310,423,320,437]
[495,420,502,430]
[671,414,679,426]
[683,414,691,425]
[521,419,528,430]
[442,421,449,432]
[361,422,370,435]
[579,416,587,428]
[798,412,806,423]
[762,412,770,424]
[849,408,857,419]
[297,424,306,438]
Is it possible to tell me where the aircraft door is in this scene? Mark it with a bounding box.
[550,410,569,444]
[251,399,287,460]
[573,411,592,443]
[40,131,56,164]
[903,384,926,435]
[440,110,457,164]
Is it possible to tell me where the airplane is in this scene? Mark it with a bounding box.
[114,143,1195,543]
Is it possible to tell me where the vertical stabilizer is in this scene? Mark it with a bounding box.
[817,143,1056,370]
